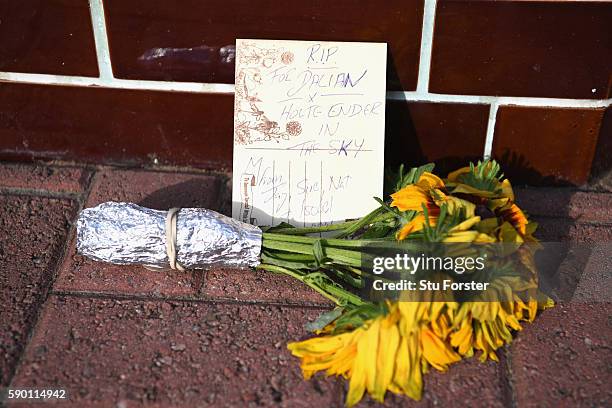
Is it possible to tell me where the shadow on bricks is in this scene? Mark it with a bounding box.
[137,178,225,212]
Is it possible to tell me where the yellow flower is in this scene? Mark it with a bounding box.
[286,163,555,407]
[421,326,461,371]
[391,172,482,241]
[396,213,436,240]
[446,166,471,182]
[489,198,529,236]
[289,290,552,406]
[390,172,444,212]
[446,162,511,200]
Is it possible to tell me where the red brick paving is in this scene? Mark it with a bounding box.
[357,357,508,407]
[9,296,342,407]
[204,268,332,307]
[83,168,225,210]
[515,187,612,223]
[534,219,612,243]
[0,194,78,386]
[571,243,612,303]
[511,303,612,407]
[0,163,90,193]
[0,161,610,407]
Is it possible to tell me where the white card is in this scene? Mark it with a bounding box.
[232,39,387,227]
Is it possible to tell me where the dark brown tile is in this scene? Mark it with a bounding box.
[11,296,342,406]
[0,0,98,76]
[430,1,612,98]
[385,101,489,181]
[54,168,225,298]
[0,163,90,193]
[0,195,77,386]
[0,83,233,168]
[103,0,424,91]
[493,106,605,186]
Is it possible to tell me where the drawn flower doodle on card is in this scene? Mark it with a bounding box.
[234,42,302,145]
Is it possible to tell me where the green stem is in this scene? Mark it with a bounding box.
[257,263,359,306]
[261,240,362,267]
[263,232,402,251]
[269,220,357,235]
[321,264,362,288]
[334,207,394,238]
[264,232,370,248]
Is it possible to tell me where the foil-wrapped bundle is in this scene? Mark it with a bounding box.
[77,202,262,270]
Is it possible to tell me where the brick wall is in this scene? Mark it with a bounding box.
[0,0,610,186]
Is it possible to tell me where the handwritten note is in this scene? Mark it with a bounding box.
[232,39,387,227]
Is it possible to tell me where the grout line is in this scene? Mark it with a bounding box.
[88,0,114,80]
[0,187,84,200]
[501,348,518,408]
[484,102,499,159]
[416,0,437,93]
[387,91,612,108]
[1,71,610,108]
[0,72,236,94]
[50,289,333,310]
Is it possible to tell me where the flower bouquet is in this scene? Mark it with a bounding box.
[77,160,553,406]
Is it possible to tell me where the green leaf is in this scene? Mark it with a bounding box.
[361,224,393,239]
[312,239,326,266]
[303,272,364,306]
[393,163,436,191]
[305,308,344,332]
[321,264,363,288]
[261,222,296,233]
[456,160,504,193]
[421,203,465,242]
[331,302,386,334]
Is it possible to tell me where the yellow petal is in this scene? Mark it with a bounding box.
[416,172,445,190]
[372,317,400,402]
[449,216,481,233]
[287,331,354,356]
[446,166,471,182]
[449,182,498,198]
[390,185,431,212]
[475,217,500,234]
[393,332,423,401]
[346,328,369,407]
[363,320,381,395]
[501,179,515,201]
[441,195,476,218]
[443,230,480,243]
[498,221,524,244]
[421,327,461,371]
[450,317,474,356]
[397,213,435,240]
